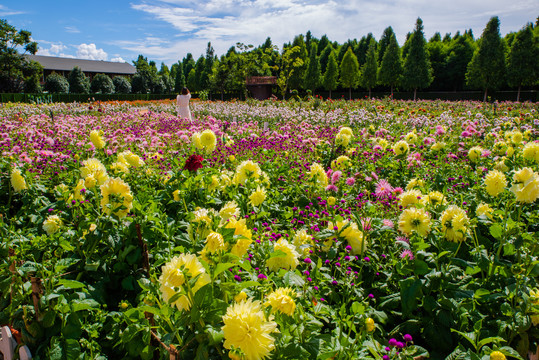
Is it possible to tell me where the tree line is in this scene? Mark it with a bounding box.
[1,16,538,101]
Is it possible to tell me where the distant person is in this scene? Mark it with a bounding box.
[176,87,192,121]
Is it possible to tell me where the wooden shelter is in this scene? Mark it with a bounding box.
[246,76,277,100]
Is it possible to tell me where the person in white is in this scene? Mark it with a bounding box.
[176,87,192,120]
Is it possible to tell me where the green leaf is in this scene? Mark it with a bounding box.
[71,298,100,312]
[474,289,491,300]
[489,223,503,240]
[268,249,287,258]
[477,336,506,348]
[499,346,526,360]
[214,262,236,278]
[450,329,477,351]
[57,279,86,289]
[400,278,422,316]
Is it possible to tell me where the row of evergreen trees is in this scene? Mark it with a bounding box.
[43,68,132,94]
[165,16,536,101]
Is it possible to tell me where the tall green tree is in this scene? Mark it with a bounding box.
[319,44,333,74]
[360,42,378,98]
[506,24,539,101]
[466,16,506,102]
[322,50,339,98]
[173,62,186,92]
[339,47,360,100]
[303,42,321,94]
[354,34,374,66]
[0,19,40,92]
[317,35,330,55]
[378,27,396,63]
[427,32,449,90]
[277,46,304,99]
[68,66,90,93]
[402,18,433,100]
[288,35,308,90]
[378,33,402,94]
[444,33,475,91]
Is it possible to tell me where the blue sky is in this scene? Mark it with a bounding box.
[1,1,537,67]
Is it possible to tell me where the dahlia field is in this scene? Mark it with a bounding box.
[1,98,538,360]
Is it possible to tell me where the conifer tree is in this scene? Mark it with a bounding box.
[465,16,506,102]
[360,42,378,98]
[340,47,360,100]
[402,18,433,100]
[322,50,339,99]
[68,66,90,94]
[378,33,402,94]
[304,42,321,95]
[174,62,186,92]
[378,27,396,63]
[506,24,539,101]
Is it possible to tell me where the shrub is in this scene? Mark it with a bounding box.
[44,73,69,93]
[113,76,131,94]
[91,73,115,94]
[68,66,90,93]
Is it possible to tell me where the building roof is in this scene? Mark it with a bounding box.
[246,76,277,85]
[25,55,136,75]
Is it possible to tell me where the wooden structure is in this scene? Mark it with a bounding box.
[246,76,277,100]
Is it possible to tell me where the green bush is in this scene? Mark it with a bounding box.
[91,73,115,94]
[113,76,131,94]
[44,73,69,93]
[68,66,90,94]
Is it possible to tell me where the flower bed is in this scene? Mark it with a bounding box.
[1,98,538,359]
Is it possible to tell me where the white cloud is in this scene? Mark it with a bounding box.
[65,26,80,33]
[76,43,108,60]
[125,0,537,64]
[111,56,127,63]
[37,42,75,58]
[0,5,25,16]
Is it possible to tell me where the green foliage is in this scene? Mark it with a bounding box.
[303,42,321,93]
[378,27,396,63]
[360,42,378,96]
[173,62,186,93]
[339,47,360,99]
[378,33,402,93]
[23,60,43,93]
[466,17,507,101]
[322,50,339,98]
[277,46,304,99]
[287,35,308,90]
[44,73,69,93]
[113,76,132,94]
[68,67,90,94]
[91,73,115,94]
[0,19,40,92]
[506,24,539,100]
[402,18,433,98]
[444,33,475,91]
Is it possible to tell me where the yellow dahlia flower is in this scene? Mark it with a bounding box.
[249,186,267,207]
[307,162,328,188]
[43,215,62,235]
[159,254,210,312]
[10,168,27,192]
[476,203,494,219]
[510,167,539,203]
[421,191,446,206]
[80,158,109,186]
[220,201,240,221]
[292,229,314,256]
[233,160,262,185]
[265,287,296,316]
[468,146,482,163]
[484,169,507,197]
[335,133,351,147]
[405,132,418,143]
[398,189,422,208]
[205,232,225,252]
[338,126,353,137]
[406,178,424,190]
[431,142,445,151]
[89,130,105,149]
[100,177,133,218]
[266,239,299,272]
[398,207,431,237]
[522,142,539,163]
[393,140,409,156]
[331,155,351,170]
[191,132,203,150]
[440,205,470,242]
[200,129,217,154]
[173,189,181,201]
[225,218,253,258]
[222,298,277,360]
